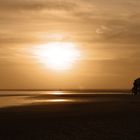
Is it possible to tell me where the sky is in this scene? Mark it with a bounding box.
[0,0,140,90]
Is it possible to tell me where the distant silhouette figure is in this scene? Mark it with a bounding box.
[132,78,140,95]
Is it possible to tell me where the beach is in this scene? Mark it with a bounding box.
[0,92,140,140]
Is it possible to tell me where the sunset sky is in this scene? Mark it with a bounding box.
[0,0,140,90]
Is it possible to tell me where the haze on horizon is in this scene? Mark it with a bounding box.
[0,0,140,90]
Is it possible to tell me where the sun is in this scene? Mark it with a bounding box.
[33,42,80,70]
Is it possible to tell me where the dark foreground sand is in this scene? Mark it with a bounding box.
[0,94,140,140]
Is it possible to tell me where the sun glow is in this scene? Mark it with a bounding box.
[33,42,80,70]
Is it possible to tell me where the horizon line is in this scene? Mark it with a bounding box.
[0,89,131,92]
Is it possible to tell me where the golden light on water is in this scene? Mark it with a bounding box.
[33,42,80,71]
[51,91,64,95]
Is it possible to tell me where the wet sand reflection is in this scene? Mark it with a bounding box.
[0,91,134,108]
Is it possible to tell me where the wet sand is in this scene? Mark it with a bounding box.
[0,94,140,140]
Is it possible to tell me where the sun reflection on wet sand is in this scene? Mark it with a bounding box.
[0,95,75,108]
[0,91,132,108]
[33,99,74,103]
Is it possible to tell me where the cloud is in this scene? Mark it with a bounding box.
[0,0,77,11]
[96,25,126,36]
[0,0,140,62]
[0,46,33,64]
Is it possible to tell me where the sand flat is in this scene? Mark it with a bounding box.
[0,94,140,140]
